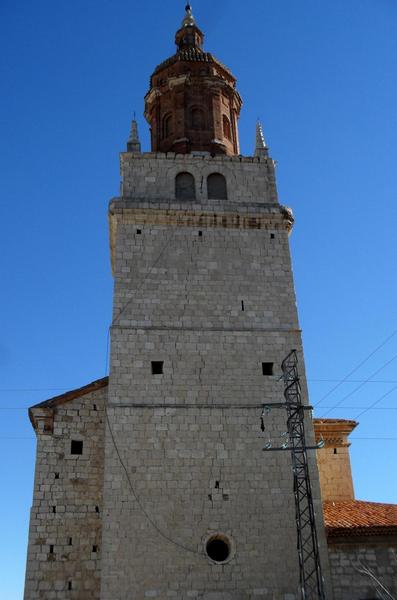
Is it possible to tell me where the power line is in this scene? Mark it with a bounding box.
[0,388,69,393]
[0,437,35,440]
[353,383,397,420]
[3,434,397,443]
[350,437,397,441]
[3,404,397,412]
[320,351,397,418]
[315,406,397,411]
[111,230,176,327]
[313,329,397,408]
[100,227,204,557]
[1,378,397,395]
[308,379,397,384]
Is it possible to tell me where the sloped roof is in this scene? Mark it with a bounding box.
[152,49,234,80]
[28,377,108,430]
[30,377,109,411]
[324,500,397,539]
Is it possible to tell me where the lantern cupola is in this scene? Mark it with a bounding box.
[144,4,242,155]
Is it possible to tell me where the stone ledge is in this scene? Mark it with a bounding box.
[108,204,294,274]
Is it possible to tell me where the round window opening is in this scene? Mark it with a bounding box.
[205,536,231,563]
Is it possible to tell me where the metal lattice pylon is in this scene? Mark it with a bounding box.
[281,350,326,600]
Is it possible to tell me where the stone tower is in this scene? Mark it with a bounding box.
[23,5,335,600]
[101,4,331,599]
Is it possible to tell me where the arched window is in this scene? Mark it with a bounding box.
[222,115,232,141]
[175,172,196,200]
[207,173,227,200]
[191,107,205,130]
[162,114,173,139]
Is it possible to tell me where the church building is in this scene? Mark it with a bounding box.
[24,5,397,600]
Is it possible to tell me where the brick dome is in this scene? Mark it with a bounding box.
[144,4,242,156]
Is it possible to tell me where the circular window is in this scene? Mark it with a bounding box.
[205,535,231,563]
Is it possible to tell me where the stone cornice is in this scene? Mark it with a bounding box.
[313,418,358,448]
[108,201,294,275]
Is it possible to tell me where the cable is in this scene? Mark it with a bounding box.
[0,437,35,440]
[350,437,397,441]
[104,328,110,377]
[0,389,62,393]
[104,407,203,557]
[308,379,397,384]
[313,329,397,408]
[111,230,176,327]
[102,227,204,557]
[2,378,397,394]
[319,350,397,418]
[353,383,397,420]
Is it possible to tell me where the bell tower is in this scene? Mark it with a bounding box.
[145,4,242,155]
[101,5,332,599]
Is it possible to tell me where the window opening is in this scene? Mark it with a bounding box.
[137,229,142,234]
[52,506,56,514]
[207,173,227,200]
[241,300,245,311]
[49,545,54,554]
[175,172,196,200]
[334,448,338,455]
[191,107,205,130]
[205,535,231,563]
[71,440,83,455]
[262,362,274,376]
[68,581,72,591]
[222,115,232,140]
[54,472,59,479]
[270,233,275,239]
[162,113,173,139]
[68,537,72,546]
[151,361,164,375]
[198,230,203,237]
[92,545,98,553]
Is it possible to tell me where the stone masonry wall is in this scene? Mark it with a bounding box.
[101,405,321,600]
[101,153,332,600]
[24,387,106,600]
[119,153,278,205]
[328,542,397,600]
[316,446,355,501]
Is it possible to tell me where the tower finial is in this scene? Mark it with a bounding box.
[254,121,268,157]
[127,118,141,153]
[182,3,195,27]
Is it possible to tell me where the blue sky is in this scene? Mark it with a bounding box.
[1,0,397,597]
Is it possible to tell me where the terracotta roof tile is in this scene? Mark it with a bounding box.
[29,377,108,411]
[324,500,397,538]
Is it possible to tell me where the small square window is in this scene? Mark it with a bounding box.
[270,233,275,239]
[262,362,274,376]
[71,440,83,455]
[136,229,142,234]
[151,361,164,375]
